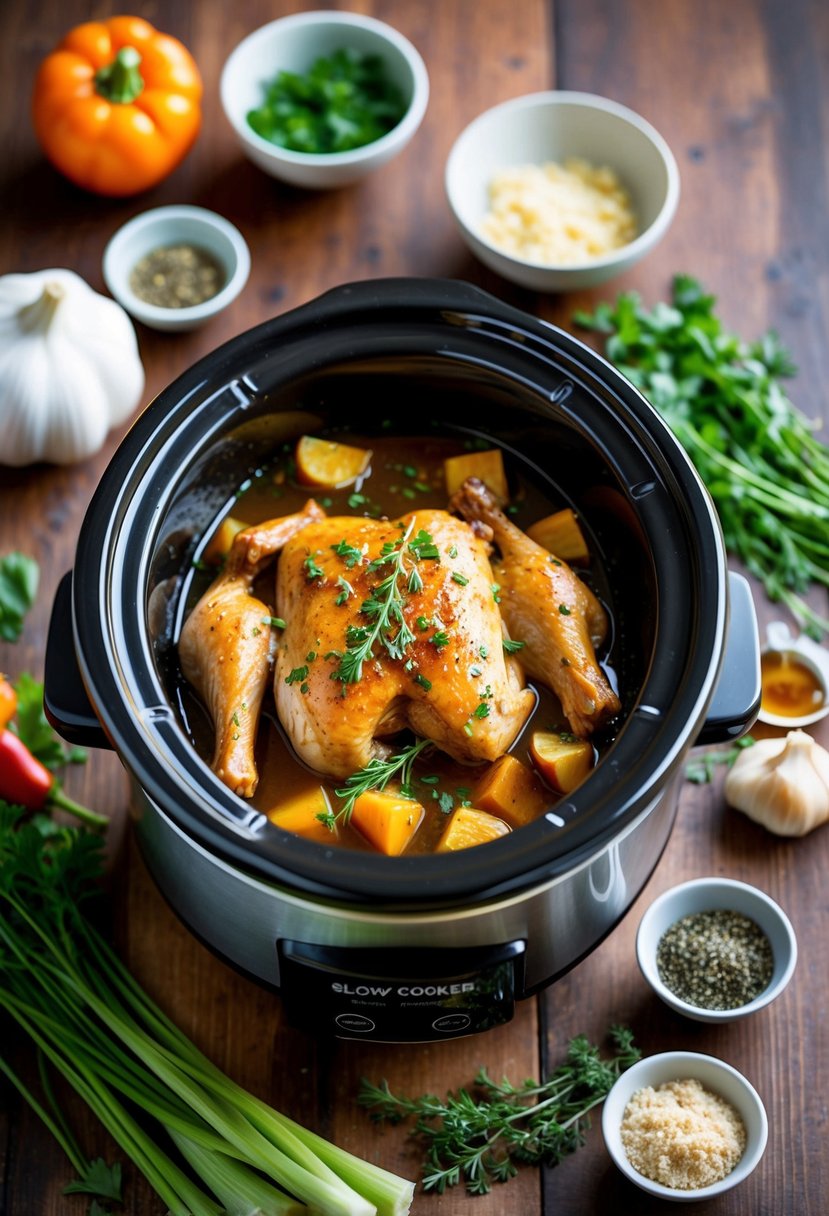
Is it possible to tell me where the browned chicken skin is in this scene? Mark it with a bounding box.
[179,500,325,796]
[450,478,620,737]
[275,511,535,779]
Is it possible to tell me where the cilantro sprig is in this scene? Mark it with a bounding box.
[576,275,829,637]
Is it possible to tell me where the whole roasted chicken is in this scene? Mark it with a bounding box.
[181,480,618,796]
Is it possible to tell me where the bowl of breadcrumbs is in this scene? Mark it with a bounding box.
[601,1051,768,1201]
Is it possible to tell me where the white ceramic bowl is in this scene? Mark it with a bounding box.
[602,1051,768,1202]
[445,90,680,291]
[636,877,797,1023]
[103,206,250,333]
[220,10,429,189]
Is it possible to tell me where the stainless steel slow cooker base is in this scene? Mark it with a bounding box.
[133,774,677,1041]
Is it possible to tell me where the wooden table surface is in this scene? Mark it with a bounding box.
[2,1,828,1213]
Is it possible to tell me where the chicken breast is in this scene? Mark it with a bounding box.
[451,478,620,736]
[275,511,535,779]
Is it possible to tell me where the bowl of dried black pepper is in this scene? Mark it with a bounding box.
[103,205,251,333]
[636,877,797,1023]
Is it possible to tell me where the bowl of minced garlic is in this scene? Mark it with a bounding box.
[602,1052,768,1200]
[445,90,679,290]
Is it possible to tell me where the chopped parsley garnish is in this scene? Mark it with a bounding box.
[414,673,432,691]
[419,774,440,786]
[479,645,489,659]
[559,604,572,615]
[472,703,490,720]
[348,492,369,509]
[408,529,441,560]
[448,545,458,559]
[431,631,450,649]
[503,639,526,654]
[306,651,317,663]
[491,583,501,603]
[285,666,309,685]
[246,48,407,155]
[451,572,469,587]
[262,616,286,629]
[304,553,324,580]
[331,538,364,568]
[438,791,454,814]
[335,576,354,606]
[416,615,430,631]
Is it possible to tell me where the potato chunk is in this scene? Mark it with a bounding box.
[201,515,247,565]
[295,435,372,489]
[526,508,590,564]
[530,731,595,794]
[444,449,508,504]
[436,806,510,851]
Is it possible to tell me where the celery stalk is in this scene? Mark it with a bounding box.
[169,1128,309,1215]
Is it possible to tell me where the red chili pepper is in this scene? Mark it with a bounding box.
[0,727,108,829]
[0,728,52,808]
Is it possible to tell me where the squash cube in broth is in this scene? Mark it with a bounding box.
[270,784,337,845]
[530,731,595,794]
[201,515,247,566]
[444,449,509,504]
[437,806,510,851]
[295,435,372,489]
[526,508,590,564]
[472,754,548,828]
[351,790,424,856]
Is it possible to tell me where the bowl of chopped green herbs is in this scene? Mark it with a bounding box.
[636,876,797,1023]
[220,10,429,189]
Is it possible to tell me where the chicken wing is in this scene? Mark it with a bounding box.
[450,478,620,737]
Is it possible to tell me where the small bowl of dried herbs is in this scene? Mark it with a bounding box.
[103,206,250,333]
[636,876,797,1023]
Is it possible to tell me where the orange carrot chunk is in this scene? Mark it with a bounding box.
[444,449,509,504]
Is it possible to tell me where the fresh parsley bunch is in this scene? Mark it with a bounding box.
[576,276,829,637]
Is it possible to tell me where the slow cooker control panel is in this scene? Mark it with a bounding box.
[277,940,526,1041]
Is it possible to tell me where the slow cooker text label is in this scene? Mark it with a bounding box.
[332,981,476,998]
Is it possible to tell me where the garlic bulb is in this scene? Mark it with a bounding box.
[725,729,829,836]
[0,269,144,466]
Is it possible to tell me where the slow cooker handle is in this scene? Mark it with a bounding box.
[695,572,761,746]
[44,571,113,750]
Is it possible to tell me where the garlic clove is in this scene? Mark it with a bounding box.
[725,728,829,837]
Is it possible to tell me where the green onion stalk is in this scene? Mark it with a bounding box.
[0,804,415,1216]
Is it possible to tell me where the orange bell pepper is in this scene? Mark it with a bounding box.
[32,16,202,197]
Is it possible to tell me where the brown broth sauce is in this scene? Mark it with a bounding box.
[182,433,620,854]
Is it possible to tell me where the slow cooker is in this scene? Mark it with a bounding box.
[45,279,760,1043]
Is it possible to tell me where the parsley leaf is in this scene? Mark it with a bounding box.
[0,552,39,642]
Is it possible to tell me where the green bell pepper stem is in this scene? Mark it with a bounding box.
[94,46,144,105]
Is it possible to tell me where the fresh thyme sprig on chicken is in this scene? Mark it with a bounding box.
[321,736,432,828]
[332,521,440,684]
[359,1026,639,1196]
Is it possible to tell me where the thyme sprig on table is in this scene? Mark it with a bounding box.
[359,1026,640,1196]
[321,736,432,828]
[685,735,756,784]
